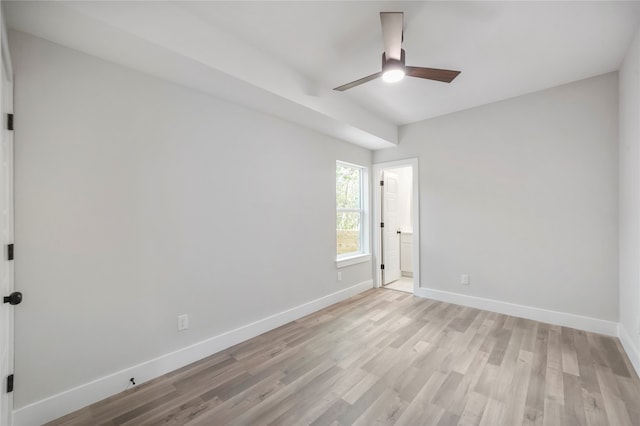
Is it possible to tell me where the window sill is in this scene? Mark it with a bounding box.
[336,254,371,268]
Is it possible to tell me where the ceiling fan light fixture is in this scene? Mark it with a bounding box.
[382,68,405,83]
[381,49,406,84]
[332,15,461,92]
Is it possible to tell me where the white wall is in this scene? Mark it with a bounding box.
[375,73,619,322]
[619,26,640,372]
[10,31,372,409]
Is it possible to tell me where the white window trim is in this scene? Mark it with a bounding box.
[336,161,370,263]
[336,253,371,268]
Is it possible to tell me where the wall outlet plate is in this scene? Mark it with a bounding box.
[337,271,342,281]
[178,314,189,331]
[461,274,470,285]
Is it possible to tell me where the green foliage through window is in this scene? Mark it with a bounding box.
[337,163,363,256]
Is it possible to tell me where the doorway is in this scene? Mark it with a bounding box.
[373,159,419,294]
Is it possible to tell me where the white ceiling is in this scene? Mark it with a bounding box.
[5,1,640,149]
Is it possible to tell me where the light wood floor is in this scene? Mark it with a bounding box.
[48,289,640,426]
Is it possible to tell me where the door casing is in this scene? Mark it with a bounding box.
[372,158,420,292]
[0,7,14,425]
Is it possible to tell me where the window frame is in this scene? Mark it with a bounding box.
[336,161,370,267]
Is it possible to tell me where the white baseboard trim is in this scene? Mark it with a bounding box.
[13,280,373,426]
[414,287,618,336]
[618,323,640,377]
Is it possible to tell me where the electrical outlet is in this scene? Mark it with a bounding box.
[337,271,342,281]
[178,314,189,331]
[461,274,470,285]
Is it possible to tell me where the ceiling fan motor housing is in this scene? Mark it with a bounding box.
[382,49,406,73]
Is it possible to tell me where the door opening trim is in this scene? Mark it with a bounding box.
[372,158,420,293]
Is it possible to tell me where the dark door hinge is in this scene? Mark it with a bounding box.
[381,264,385,270]
[7,114,13,131]
[6,374,13,393]
[380,222,384,228]
[380,180,384,186]
[7,244,13,261]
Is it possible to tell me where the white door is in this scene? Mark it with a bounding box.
[382,171,400,284]
[0,23,14,426]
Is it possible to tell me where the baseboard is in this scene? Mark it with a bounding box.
[13,280,373,426]
[414,287,618,336]
[618,323,640,377]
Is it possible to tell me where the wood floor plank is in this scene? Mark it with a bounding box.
[581,386,609,426]
[88,379,177,424]
[437,411,460,426]
[616,375,640,423]
[451,314,492,375]
[562,371,587,426]
[573,329,600,394]
[337,378,388,425]
[547,325,563,372]
[228,360,339,426]
[112,390,181,425]
[395,402,445,426]
[519,319,539,354]
[351,388,406,426]
[561,327,580,376]
[395,369,449,424]
[502,349,533,425]
[132,396,215,426]
[491,320,526,404]
[473,362,499,398]
[441,349,490,418]
[342,372,379,405]
[598,336,631,378]
[545,364,565,405]
[265,366,344,426]
[478,397,507,426]
[594,364,634,426]
[458,391,488,426]
[184,371,285,426]
[487,327,513,366]
[401,348,448,401]
[542,398,564,426]
[309,399,350,426]
[522,324,548,426]
[45,289,640,426]
[431,371,464,409]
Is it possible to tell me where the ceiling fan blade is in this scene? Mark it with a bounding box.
[333,72,382,91]
[406,67,461,83]
[380,12,403,60]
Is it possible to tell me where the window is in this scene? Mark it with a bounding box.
[336,161,367,260]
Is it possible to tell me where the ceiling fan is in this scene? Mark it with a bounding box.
[333,12,461,91]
